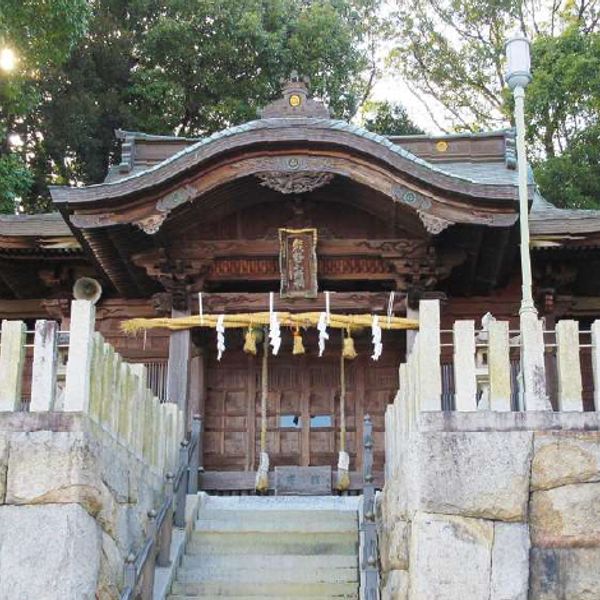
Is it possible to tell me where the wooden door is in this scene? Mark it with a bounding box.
[203,329,404,474]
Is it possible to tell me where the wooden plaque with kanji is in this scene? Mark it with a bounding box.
[279,228,318,298]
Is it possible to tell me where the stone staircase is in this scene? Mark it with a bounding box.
[168,495,360,599]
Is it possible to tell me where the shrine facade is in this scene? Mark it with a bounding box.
[2,78,600,492]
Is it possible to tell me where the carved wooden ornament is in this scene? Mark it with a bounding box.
[279,228,318,298]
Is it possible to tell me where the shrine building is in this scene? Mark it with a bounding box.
[1,77,599,494]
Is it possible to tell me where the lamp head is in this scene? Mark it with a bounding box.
[505,32,531,90]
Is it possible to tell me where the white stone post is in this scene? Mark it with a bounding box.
[417,300,442,411]
[64,300,96,412]
[520,311,551,411]
[88,333,105,422]
[556,319,583,411]
[30,320,59,412]
[100,344,115,429]
[130,363,147,457]
[0,320,27,411]
[488,321,512,411]
[453,320,477,411]
[592,320,600,411]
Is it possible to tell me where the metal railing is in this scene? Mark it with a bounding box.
[120,415,202,600]
[360,414,379,599]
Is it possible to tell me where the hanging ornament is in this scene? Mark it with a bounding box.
[336,450,351,491]
[387,290,395,326]
[325,290,331,325]
[243,327,258,355]
[371,315,382,361]
[216,314,226,361]
[292,327,305,355]
[255,451,270,493]
[198,292,204,326]
[342,328,358,360]
[268,292,281,355]
[317,312,329,357]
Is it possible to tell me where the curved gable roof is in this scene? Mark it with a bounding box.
[50,117,520,208]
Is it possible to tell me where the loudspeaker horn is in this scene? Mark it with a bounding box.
[73,277,103,305]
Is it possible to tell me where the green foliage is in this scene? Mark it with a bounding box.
[534,126,600,209]
[2,0,383,212]
[0,152,33,213]
[0,0,89,212]
[362,101,423,135]
[389,1,600,208]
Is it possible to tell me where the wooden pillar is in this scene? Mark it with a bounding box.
[166,309,191,412]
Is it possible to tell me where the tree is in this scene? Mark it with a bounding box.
[388,1,600,208]
[0,0,89,212]
[362,101,423,135]
[388,0,600,132]
[8,0,383,212]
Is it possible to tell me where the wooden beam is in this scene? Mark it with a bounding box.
[196,292,406,314]
[166,308,191,412]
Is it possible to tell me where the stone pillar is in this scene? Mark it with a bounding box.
[0,320,26,411]
[30,320,59,412]
[520,311,551,411]
[453,320,477,411]
[556,319,583,412]
[64,300,96,412]
[488,321,511,411]
[417,300,442,412]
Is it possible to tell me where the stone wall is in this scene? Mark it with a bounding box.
[379,412,600,600]
[0,412,165,600]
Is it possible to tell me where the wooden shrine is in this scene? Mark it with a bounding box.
[2,76,600,492]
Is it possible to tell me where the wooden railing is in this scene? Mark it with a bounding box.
[360,415,379,600]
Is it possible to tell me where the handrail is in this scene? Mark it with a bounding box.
[360,414,380,600]
[119,415,203,600]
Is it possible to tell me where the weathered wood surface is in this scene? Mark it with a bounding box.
[274,466,332,495]
[198,469,384,493]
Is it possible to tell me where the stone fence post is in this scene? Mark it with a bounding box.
[30,320,59,412]
[417,300,441,411]
[64,300,96,412]
[0,320,26,411]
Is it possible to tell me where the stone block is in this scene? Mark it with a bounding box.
[379,519,410,572]
[530,482,600,548]
[381,569,408,600]
[491,522,530,600]
[530,547,600,600]
[409,512,493,600]
[0,433,8,504]
[0,504,101,600]
[532,432,600,490]
[403,431,533,522]
[96,531,123,600]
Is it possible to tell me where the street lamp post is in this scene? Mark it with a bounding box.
[505,33,551,411]
[506,32,536,315]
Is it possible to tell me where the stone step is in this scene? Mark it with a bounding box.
[200,495,361,512]
[168,594,357,599]
[187,530,358,556]
[175,564,357,585]
[180,552,357,572]
[195,510,357,533]
[169,581,359,597]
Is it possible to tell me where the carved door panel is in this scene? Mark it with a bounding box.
[204,331,404,474]
[204,352,251,471]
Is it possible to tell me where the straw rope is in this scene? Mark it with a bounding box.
[121,312,419,334]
